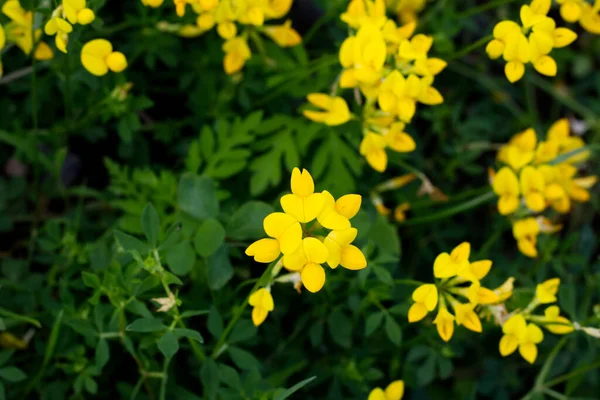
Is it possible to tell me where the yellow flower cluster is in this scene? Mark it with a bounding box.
[303,0,445,173]
[0,0,55,77]
[556,0,600,35]
[386,0,425,24]
[368,380,404,400]
[246,168,367,326]
[145,0,301,75]
[486,0,578,82]
[408,243,504,342]
[491,119,596,257]
[500,278,574,364]
[44,0,95,54]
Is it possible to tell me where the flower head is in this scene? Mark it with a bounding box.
[536,278,560,304]
[249,288,274,326]
[81,39,127,76]
[368,380,405,400]
[499,314,544,364]
[303,94,351,126]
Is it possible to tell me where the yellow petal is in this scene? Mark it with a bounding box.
[412,284,438,310]
[34,42,54,60]
[77,8,95,25]
[283,246,308,271]
[553,28,577,48]
[217,21,237,39]
[470,260,492,280]
[335,194,361,219]
[505,61,525,83]
[251,307,268,326]
[408,303,428,322]
[486,39,505,59]
[560,2,582,23]
[384,380,405,400]
[433,308,455,342]
[248,288,274,310]
[340,245,367,270]
[533,55,557,77]
[106,51,128,73]
[303,237,329,264]
[290,168,314,197]
[245,238,280,263]
[519,343,538,364]
[499,334,518,356]
[280,193,325,223]
[536,278,560,304]
[455,304,482,332]
[433,252,457,278]
[368,388,387,400]
[451,242,470,263]
[81,39,113,76]
[301,262,326,293]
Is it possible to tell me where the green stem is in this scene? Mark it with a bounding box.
[159,358,170,400]
[457,0,520,18]
[0,307,42,328]
[394,279,425,286]
[401,190,496,226]
[447,35,493,62]
[129,377,144,400]
[524,75,539,130]
[211,257,281,359]
[527,74,598,123]
[544,360,600,388]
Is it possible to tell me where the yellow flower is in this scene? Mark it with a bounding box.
[381,19,416,53]
[512,218,540,258]
[264,0,293,19]
[453,303,482,333]
[2,0,37,55]
[466,281,499,305]
[142,0,165,8]
[499,314,544,364]
[368,380,405,400]
[263,20,301,47]
[248,288,274,326]
[282,238,329,293]
[389,0,426,23]
[339,24,387,87]
[341,0,387,29]
[542,306,574,334]
[457,259,492,282]
[492,167,520,215]
[245,212,302,262]
[303,94,351,126]
[33,41,54,60]
[222,37,250,75]
[519,166,546,212]
[81,39,127,76]
[433,242,470,279]
[377,71,420,123]
[408,284,438,322]
[280,168,325,224]
[557,0,583,23]
[317,191,360,230]
[323,228,367,270]
[535,278,560,304]
[174,0,187,17]
[498,128,537,170]
[433,306,455,342]
[579,0,600,34]
[360,133,388,172]
[63,0,95,25]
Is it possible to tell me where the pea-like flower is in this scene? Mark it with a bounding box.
[248,288,274,326]
[499,314,544,364]
[303,94,351,126]
[368,379,404,400]
[81,39,128,76]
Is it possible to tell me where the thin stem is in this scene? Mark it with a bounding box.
[447,35,493,62]
[159,358,170,400]
[31,54,38,130]
[524,75,539,130]
[211,257,281,358]
[457,0,520,18]
[544,360,600,388]
[401,190,496,226]
[129,377,144,400]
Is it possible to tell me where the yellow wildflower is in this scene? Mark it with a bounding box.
[541,306,574,334]
[368,380,405,400]
[453,303,483,333]
[303,94,351,126]
[492,167,520,215]
[263,20,301,47]
[519,166,546,212]
[499,314,544,364]
[222,37,251,75]
[407,284,438,322]
[249,288,274,326]
[245,213,302,262]
[341,0,387,29]
[389,0,426,23]
[323,228,367,270]
[433,242,470,279]
[579,0,600,34]
[535,278,560,304]
[433,305,455,342]
[280,168,325,224]
[317,191,359,230]
[63,0,95,25]
[81,39,127,76]
[339,23,387,87]
[498,128,537,170]
[360,133,388,172]
[512,218,540,258]
[142,0,165,8]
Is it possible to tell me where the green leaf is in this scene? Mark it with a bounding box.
[200,359,220,400]
[365,312,384,337]
[219,364,243,391]
[194,218,226,257]
[163,271,184,286]
[0,367,26,382]
[178,173,219,221]
[180,309,210,319]
[206,245,233,290]
[81,272,101,289]
[229,320,257,344]
[311,131,361,197]
[126,318,166,333]
[226,201,274,240]
[158,331,179,359]
[228,346,259,370]
[207,307,223,338]
[173,328,204,343]
[369,215,401,258]
[158,223,182,251]
[141,203,160,247]
[114,230,150,255]
[372,265,394,286]
[385,316,402,346]
[0,352,13,367]
[327,310,351,348]
[165,242,196,276]
[95,339,110,369]
[273,376,316,400]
